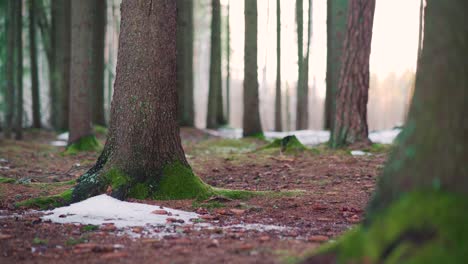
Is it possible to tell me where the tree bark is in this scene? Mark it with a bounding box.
[14,0,23,140]
[69,0,94,144]
[274,0,282,132]
[329,0,375,148]
[324,0,349,130]
[29,0,41,129]
[368,0,468,214]
[243,0,263,137]
[295,0,304,130]
[225,0,231,125]
[72,0,207,202]
[177,0,195,127]
[91,0,107,127]
[207,0,224,129]
[5,0,15,139]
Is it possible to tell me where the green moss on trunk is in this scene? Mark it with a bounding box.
[16,189,73,209]
[65,135,101,155]
[301,191,468,264]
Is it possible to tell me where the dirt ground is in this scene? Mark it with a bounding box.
[0,128,388,264]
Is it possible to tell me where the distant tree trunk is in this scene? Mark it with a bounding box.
[207,0,223,129]
[72,0,208,202]
[324,0,349,130]
[295,0,304,130]
[14,0,23,140]
[225,0,231,124]
[243,0,263,137]
[69,0,94,144]
[177,0,195,127]
[274,0,282,132]
[91,0,106,127]
[297,0,313,130]
[29,0,41,129]
[417,0,424,62]
[329,0,375,148]
[5,0,15,138]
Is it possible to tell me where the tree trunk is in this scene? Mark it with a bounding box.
[14,0,23,140]
[69,0,94,144]
[207,0,223,129]
[324,0,349,130]
[72,0,209,203]
[297,0,312,130]
[5,0,15,139]
[176,0,195,127]
[243,0,263,137]
[329,0,375,148]
[274,0,282,132]
[225,0,231,124]
[295,0,304,130]
[91,0,106,127]
[29,0,41,129]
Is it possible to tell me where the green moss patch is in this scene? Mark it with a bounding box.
[93,125,108,136]
[16,189,73,209]
[363,143,393,154]
[259,135,308,154]
[0,176,15,184]
[302,191,468,264]
[64,135,101,155]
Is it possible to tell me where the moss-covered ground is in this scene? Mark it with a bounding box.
[64,135,102,155]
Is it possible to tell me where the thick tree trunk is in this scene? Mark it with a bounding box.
[274,0,282,132]
[72,0,208,203]
[5,0,15,139]
[91,0,107,127]
[297,0,312,130]
[368,0,468,214]
[29,0,41,129]
[243,0,263,137]
[69,0,94,144]
[324,0,349,130]
[176,0,195,127]
[14,0,23,140]
[207,0,223,129]
[329,0,375,148]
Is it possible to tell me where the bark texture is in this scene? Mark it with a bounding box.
[177,0,195,127]
[274,0,282,132]
[69,0,94,144]
[243,0,263,137]
[14,0,23,140]
[207,0,223,129]
[329,0,375,148]
[5,0,15,138]
[91,0,107,127]
[225,0,231,124]
[29,0,41,129]
[324,0,349,130]
[368,0,468,214]
[72,0,205,202]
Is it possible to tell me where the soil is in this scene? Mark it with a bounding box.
[0,128,387,264]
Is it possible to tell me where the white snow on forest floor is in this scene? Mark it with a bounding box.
[206,128,402,146]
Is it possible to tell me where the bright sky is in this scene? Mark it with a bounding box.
[223,0,421,98]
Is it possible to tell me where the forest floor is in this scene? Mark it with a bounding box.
[0,128,390,264]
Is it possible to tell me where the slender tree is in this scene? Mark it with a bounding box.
[295,0,304,130]
[5,0,15,138]
[29,0,41,129]
[176,0,195,127]
[225,0,231,124]
[324,0,349,130]
[329,0,375,148]
[72,0,210,202]
[91,0,107,127]
[207,0,224,129]
[14,0,23,140]
[243,0,263,137]
[68,0,97,147]
[274,0,282,132]
[303,1,468,262]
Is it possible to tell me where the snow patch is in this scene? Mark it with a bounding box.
[50,141,67,147]
[351,150,372,156]
[41,194,199,228]
[57,132,69,141]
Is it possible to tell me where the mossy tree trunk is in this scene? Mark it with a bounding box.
[304,1,468,262]
[324,0,349,130]
[13,0,23,140]
[176,0,195,127]
[91,0,107,127]
[243,0,263,137]
[29,0,41,129]
[274,0,282,132]
[207,0,224,129]
[329,0,375,148]
[5,0,15,139]
[72,0,209,202]
[69,0,95,145]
